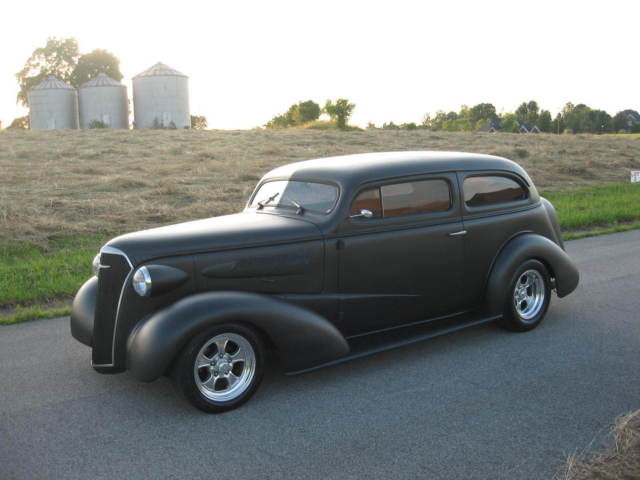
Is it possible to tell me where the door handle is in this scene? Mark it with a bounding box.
[448,230,467,237]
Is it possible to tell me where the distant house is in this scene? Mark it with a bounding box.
[480,118,501,133]
[622,110,640,129]
[518,120,541,134]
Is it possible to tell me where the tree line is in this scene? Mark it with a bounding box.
[5,38,638,134]
[418,101,639,134]
[265,99,356,130]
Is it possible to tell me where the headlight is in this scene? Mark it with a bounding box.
[132,266,152,297]
[92,253,101,277]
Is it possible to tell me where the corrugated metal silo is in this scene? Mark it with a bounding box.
[132,62,190,129]
[28,76,79,130]
[78,73,128,129]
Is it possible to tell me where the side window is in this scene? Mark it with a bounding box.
[464,176,526,207]
[381,179,451,218]
[351,188,382,218]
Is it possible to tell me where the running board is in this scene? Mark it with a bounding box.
[286,313,501,375]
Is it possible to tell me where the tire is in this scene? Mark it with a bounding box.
[498,259,551,332]
[172,323,265,413]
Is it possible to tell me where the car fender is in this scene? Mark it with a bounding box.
[127,291,350,382]
[486,233,579,315]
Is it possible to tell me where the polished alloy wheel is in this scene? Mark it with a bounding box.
[193,333,256,402]
[513,269,545,321]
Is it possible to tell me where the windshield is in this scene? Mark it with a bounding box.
[250,180,339,214]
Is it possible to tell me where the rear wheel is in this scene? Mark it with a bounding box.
[499,259,551,332]
[172,323,264,413]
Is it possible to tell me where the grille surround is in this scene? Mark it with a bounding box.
[91,247,133,367]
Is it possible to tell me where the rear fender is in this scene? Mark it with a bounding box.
[127,291,349,382]
[486,233,579,315]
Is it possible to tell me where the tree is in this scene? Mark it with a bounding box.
[560,103,612,134]
[7,116,29,129]
[538,110,552,132]
[515,100,540,126]
[71,49,123,86]
[191,115,208,130]
[323,99,355,130]
[553,113,564,134]
[499,113,520,133]
[588,109,612,133]
[15,37,80,106]
[612,110,640,132]
[289,100,320,125]
[468,103,497,124]
[264,114,290,129]
[265,100,320,128]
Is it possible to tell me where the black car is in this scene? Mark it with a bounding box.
[71,151,579,412]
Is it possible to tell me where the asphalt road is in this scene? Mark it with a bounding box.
[1,230,639,480]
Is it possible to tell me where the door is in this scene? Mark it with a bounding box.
[336,174,465,337]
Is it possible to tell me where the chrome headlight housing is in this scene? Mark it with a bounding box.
[92,253,101,277]
[132,266,152,297]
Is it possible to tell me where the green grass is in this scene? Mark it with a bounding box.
[0,234,104,308]
[1,183,639,325]
[0,305,71,325]
[541,183,640,230]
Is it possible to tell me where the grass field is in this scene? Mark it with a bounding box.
[558,409,640,479]
[1,129,639,323]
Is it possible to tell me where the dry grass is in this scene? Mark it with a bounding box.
[1,129,639,246]
[557,410,640,479]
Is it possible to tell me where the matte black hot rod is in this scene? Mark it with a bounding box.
[71,151,579,412]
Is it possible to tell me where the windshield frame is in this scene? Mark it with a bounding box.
[247,178,341,215]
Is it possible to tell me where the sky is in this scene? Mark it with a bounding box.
[0,0,638,129]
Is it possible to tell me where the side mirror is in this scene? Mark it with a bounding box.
[349,209,374,219]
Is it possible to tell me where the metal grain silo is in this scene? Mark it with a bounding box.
[132,62,190,129]
[28,76,79,130]
[78,73,128,129]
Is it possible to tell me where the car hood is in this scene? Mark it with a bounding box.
[105,212,323,265]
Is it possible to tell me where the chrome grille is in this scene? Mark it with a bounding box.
[92,249,132,366]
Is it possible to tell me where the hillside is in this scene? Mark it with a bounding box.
[1,129,639,246]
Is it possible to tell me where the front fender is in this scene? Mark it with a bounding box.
[486,233,579,315]
[127,292,350,382]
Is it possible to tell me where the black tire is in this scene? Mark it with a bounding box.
[498,259,551,332]
[172,323,265,413]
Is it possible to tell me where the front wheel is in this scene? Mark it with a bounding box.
[498,259,551,332]
[172,324,265,413]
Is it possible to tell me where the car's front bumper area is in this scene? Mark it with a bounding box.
[70,277,97,347]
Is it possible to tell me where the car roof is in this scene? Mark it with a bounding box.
[262,151,530,189]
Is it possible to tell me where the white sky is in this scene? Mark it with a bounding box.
[0,0,638,129]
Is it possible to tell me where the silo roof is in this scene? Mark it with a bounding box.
[32,76,74,90]
[133,62,188,79]
[81,72,123,88]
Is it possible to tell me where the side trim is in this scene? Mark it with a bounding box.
[288,314,501,375]
[345,309,471,340]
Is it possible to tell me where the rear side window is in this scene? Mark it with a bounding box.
[464,176,526,207]
[381,179,451,217]
[351,188,382,218]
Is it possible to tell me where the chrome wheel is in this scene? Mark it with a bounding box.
[513,269,546,321]
[193,333,256,402]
